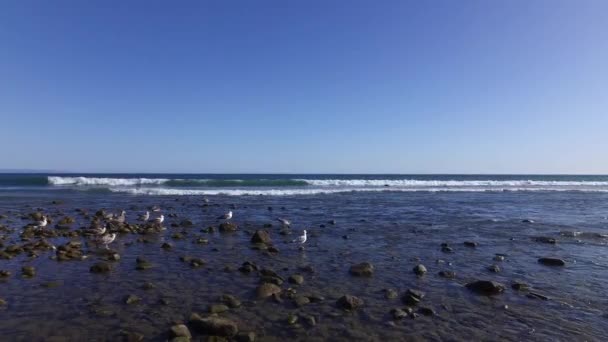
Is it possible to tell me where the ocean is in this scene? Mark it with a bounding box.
[0,173,607,340]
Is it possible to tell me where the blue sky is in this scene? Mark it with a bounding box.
[1,0,607,173]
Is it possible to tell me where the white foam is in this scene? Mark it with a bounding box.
[48,176,169,186]
[299,179,608,187]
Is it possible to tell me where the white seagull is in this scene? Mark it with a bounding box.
[138,211,150,221]
[218,211,233,220]
[99,233,116,249]
[113,210,126,224]
[152,214,164,224]
[277,218,291,226]
[292,230,307,244]
[91,225,106,235]
[35,216,48,229]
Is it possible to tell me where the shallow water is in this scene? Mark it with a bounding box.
[1,190,608,341]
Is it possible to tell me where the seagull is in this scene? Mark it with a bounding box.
[99,233,116,249]
[277,218,291,226]
[217,211,233,221]
[292,230,307,244]
[113,210,126,224]
[152,214,164,224]
[203,198,209,203]
[138,211,150,221]
[88,225,106,236]
[35,216,48,229]
[150,205,161,212]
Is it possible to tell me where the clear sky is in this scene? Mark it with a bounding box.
[1,0,607,174]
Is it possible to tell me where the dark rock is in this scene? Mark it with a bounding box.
[256,283,282,299]
[418,307,436,316]
[336,295,364,310]
[209,304,230,314]
[90,262,111,273]
[180,219,194,227]
[235,332,256,342]
[349,262,374,277]
[125,294,141,305]
[533,236,557,244]
[493,255,505,262]
[161,242,173,250]
[391,308,408,319]
[0,298,6,306]
[0,270,10,277]
[288,274,304,285]
[169,324,191,339]
[522,219,535,223]
[189,314,238,337]
[383,288,398,299]
[328,220,336,225]
[538,257,565,266]
[438,270,456,278]
[511,282,530,291]
[135,257,153,270]
[189,258,206,267]
[413,264,427,276]
[58,216,75,225]
[219,222,238,232]
[487,264,501,273]
[464,241,478,248]
[21,266,35,277]
[465,280,505,295]
[402,289,425,306]
[220,294,241,308]
[250,230,272,244]
[294,295,311,307]
[441,246,453,253]
[195,237,209,244]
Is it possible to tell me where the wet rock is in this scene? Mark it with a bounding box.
[533,236,557,244]
[487,265,501,273]
[267,246,280,254]
[189,313,239,337]
[195,237,209,244]
[180,219,194,227]
[256,283,282,299]
[402,289,425,306]
[125,294,141,305]
[250,230,272,244]
[209,304,230,314]
[0,270,11,278]
[136,257,153,270]
[441,246,453,253]
[294,295,311,307]
[90,262,111,273]
[219,222,238,233]
[464,241,478,248]
[21,266,35,277]
[391,308,408,319]
[41,281,63,288]
[235,332,256,342]
[413,264,427,276]
[287,313,298,325]
[511,282,530,291]
[171,233,185,240]
[0,298,6,306]
[58,216,75,225]
[438,270,456,278]
[336,295,364,310]
[349,262,374,277]
[288,274,304,285]
[538,257,566,266]
[141,282,156,290]
[418,307,436,316]
[107,253,121,262]
[383,288,398,299]
[169,324,191,339]
[220,294,241,308]
[522,219,535,223]
[328,220,336,225]
[493,255,505,262]
[465,280,505,295]
[238,262,258,273]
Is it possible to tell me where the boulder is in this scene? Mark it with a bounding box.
[189,314,238,337]
[336,295,364,310]
[465,280,505,295]
[250,230,272,244]
[538,257,565,266]
[349,262,374,277]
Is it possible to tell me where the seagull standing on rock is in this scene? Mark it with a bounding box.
[99,233,116,249]
[113,210,126,224]
[152,214,164,224]
[277,218,291,226]
[138,211,150,221]
[292,230,307,244]
[218,211,232,221]
[35,216,48,229]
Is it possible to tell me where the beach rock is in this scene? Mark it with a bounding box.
[288,274,304,285]
[220,294,241,308]
[464,241,478,248]
[90,262,111,273]
[195,237,209,244]
[487,265,501,273]
[383,288,398,299]
[238,262,257,273]
[125,294,141,305]
[21,266,35,277]
[236,332,256,342]
[337,295,364,310]
[219,222,238,232]
[413,264,427,276]
[209,304,230,314]
[441,246,453,253]
[522,219,535,223]
[294,295,311,307]
[189,258,206,267]
[0,270,11,277]
[328,220,336,225]
[465,280,505,295]
[189,314,238,337]
[391,308,408,319]
[349,262,374,277]
[538,257,566,266]
[438,270,456,278]
[402,289,425,306]
[287,314,298,325]
[250,230,271,244]
[511,282,530,291]
[256,283,282,299]
[58,216,75,225]
[418,307,436,316]
[493,255,505,262]
[0,298,6,306]
[170,324,191,339]
[136,257,153,270]
[161,242,173,250]
[180,219,194,227]
[533,236,557,244]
